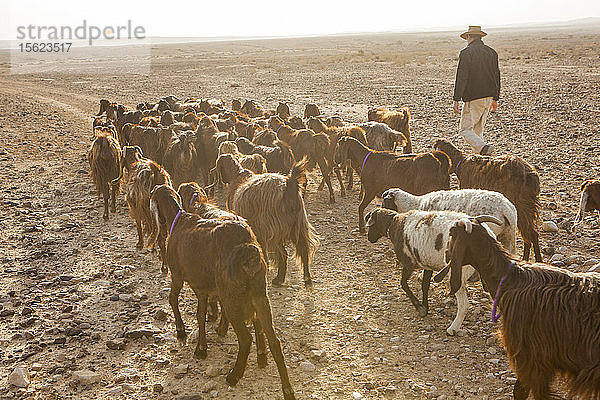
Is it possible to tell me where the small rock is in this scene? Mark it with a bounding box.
[153,383,164,393]
[589,264,600,273]
[542,221,558,232]
[154,309,169,321]
[210,390,218,398]
[21,307,33,316]
[8,366,30,388]
[489,358,500,365]
[205,366,220,378]
[201,380,217,392]
[352,392,363,400]
[118,294,132,302]
[549,254,565,263]
[106,339,126,350]
[31,363,43,371]
[73,369,101,385]
[584,258,599,267]
[174,364,188,376]
[299,361,316,372]
[437,395,448,400]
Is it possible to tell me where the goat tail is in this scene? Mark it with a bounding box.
[228,243,264,280]
[147,197,161,249]
[285,158,319,267]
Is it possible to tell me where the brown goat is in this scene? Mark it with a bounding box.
[241,100,265,118]
[148,185,296,399]
[276,102,291,119]
[434,139,542,262]
[88,127,121,220]
[163,132,198,188]
[271,118,335,203]
[97,99,110,116]
[444,218,600,400]
[129,125,174,164]
[236,137,295,174]
[120,146,172,257]
[368,106,413,153]
[574,179,600,228]
[335,137,450,233]
[304,103,321,118]
[307,117,368,194]
[214,154,318,286]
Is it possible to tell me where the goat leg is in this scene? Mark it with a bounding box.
[358,187,375,234]
[346,166,354,190]
[317,157,335,204]
[225,313,252,387]
[253,319,268,368]
[216,308,229,337]
[194,292,208,359]
[421,270,433,316]
[271,244,288,287]
[102,185,110,220]
[446,265,474,336]
[400,266,425,316]
[253,296,296,400]
[135,220,144,249]
[168,276,187,343]
[513,379,530,400]
[333,166,346,197]
[110,182,118,214]
[531,230,542,262]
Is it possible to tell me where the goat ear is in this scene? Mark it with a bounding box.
[134,146,143,157]
[365,211,376,227]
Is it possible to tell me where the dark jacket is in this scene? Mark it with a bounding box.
[453,39,500,102]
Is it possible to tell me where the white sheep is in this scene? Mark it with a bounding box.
[382,188,517,254]
[365,207,502,335]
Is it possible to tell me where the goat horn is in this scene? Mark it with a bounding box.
[434,264,450,283]
[472,215,503,226]
[458,218,472,234]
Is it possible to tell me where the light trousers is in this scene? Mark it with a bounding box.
[459,96,493,153]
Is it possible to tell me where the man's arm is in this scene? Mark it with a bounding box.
[493,51,500,101]
[453,49,469,103]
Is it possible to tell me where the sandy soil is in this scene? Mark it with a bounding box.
[0,27,599,399]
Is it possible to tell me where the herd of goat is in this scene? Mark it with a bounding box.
[87,95,600,400]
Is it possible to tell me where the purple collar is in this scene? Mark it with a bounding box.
[189,193,198,208]
[169,210,183,237]
[276,124,283,134]
[455,157,465,174]
[491,262,515,323]
[361,151,373,172]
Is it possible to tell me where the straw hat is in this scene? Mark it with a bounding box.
[460,26,487,40]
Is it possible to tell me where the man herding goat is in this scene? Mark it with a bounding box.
[453,26,500,156]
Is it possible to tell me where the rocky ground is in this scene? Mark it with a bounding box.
[0,27,599,399]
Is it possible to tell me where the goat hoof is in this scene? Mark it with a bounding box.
[446,328,456,336]
[283,388,297,400]
[417,306,428,317]
[103,214,109,220]
[257,354,268,368]
[176,331,188,343]
[303,278,313,288]
[135,242,144,250]
[216,326,228,337]
[110,207,116,213]
[194,348,207,359]
[329,197,335,204]
[271,278,285,287]
[226,371,239,387]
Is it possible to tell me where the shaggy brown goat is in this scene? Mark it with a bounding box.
[232,98,242,112]
[335,136,450,233]
[276,102,291,119]
[368,106,413,153]
[129,125,174,164]
[120,146,172,257]
[236,137,295,174]
[357,121,409,153]
[115,109,142,141]
[307,117,368,194]
[241,100,265,118]
[214,154,318,286]
[88,127,121,220]
[304,103,321,118]
[217,141,267,175]
[148,185,295,399]
[97,99,110,116]
[574,179,600,228]
[434,139,542,262]
[163,132,198,188]
[444,218,600,400]
[270,119,335,203]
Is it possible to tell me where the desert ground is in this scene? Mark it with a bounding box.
[0,26,599,399]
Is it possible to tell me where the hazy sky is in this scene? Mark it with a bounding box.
[2,0,599,39]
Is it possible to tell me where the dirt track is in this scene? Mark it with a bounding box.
[1,28,599,399]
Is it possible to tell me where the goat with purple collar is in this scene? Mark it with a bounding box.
[334,136,451,233]
[442,217,600,399]
[364,207,502,335]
